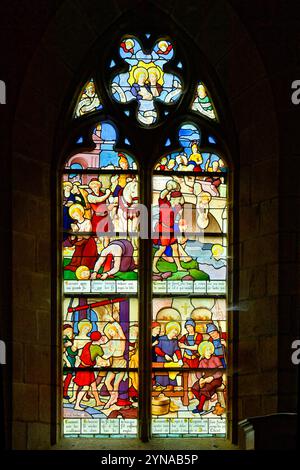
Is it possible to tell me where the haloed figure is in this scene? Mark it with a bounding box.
[191,341,223,415]
[130,67,152,101]
[65,204,98,272]
[148,66,163,97]
[76,80,100,117]
[154,321,183,391]
[102,323,127,409]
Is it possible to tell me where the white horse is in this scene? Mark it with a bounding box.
[117,178,139,237]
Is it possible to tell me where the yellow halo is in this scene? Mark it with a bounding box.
[128,62,164,86]
[125,38,134,50]
[69,203,85,219]
[148,66,161,81]
[165,321,181,336]
[158,40,168,52]
[75,265,90,280]
[212,244,224,258]
[198,340,214,357]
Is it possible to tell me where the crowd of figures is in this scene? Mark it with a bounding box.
[63,300,226,418]
[63,153,139,280]
[152,318,226,416]
[62,32,228,437]
[63,151,227,284]
[63,299,139,416]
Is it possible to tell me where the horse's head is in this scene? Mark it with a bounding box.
[123,178,138,204]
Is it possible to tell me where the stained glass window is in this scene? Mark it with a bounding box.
[152,122,227,437]
[62,34,230,441]
[74,79,102,118]
[110,36,183,125]
[191,82,217,120]
[62,121,139,438]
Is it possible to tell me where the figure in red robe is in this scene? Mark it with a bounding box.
[65,204,98,272]
[72,331,105,410]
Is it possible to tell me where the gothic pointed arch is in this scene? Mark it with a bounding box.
[58,5,235,440]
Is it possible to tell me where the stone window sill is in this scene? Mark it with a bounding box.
[52,437,238,451]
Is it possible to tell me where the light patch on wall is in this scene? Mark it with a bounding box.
[0,340,6,364]
[0,80,6,104]
[291,339,300,365]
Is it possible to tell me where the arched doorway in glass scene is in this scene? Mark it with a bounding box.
[62,121,140,438]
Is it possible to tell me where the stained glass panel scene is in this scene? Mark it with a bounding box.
[152,116,228,437]
[64,31,230,440]
[152,298,226,437]
[155,123,226,172]
[62,172,139,234]
[63,297,138,438]
[63,121,139,438]
[65,123,138,170]
[152,173,227,294]
[63,236,139,294]
[62,168,139,294]
[191,82,217,120]
[110,36,183,125]
[74,79,102,118]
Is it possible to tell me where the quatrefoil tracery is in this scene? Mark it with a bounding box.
[110,36,183,126]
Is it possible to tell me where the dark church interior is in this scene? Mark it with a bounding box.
[0,0,299,458]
